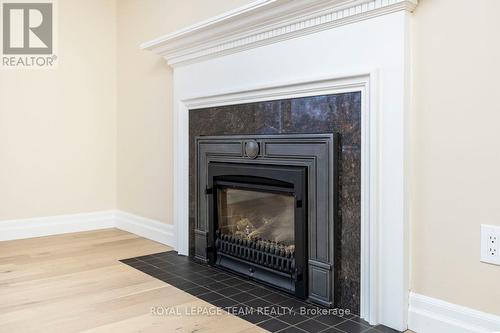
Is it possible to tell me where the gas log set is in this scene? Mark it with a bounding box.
[215,230,296,275]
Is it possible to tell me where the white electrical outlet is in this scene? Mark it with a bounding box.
[481,224,500,265]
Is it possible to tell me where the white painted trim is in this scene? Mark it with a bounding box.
[142,0,417,66]
[178,72,379,323]
[408,292,500,333]
[114,211,176,248]
[0,211,176,249]
[183,71,371,108]
[0,211,115,241]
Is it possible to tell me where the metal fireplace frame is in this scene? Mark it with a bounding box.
[195,134,338,306]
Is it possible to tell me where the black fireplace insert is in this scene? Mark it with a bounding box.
[195,134,337,306]
[206,162,308,298]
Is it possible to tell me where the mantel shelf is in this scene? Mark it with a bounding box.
[141,0,417,66]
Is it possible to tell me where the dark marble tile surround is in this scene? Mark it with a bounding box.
[189,92,361,313]
[121,252,400,333]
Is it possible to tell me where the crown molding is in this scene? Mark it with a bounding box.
[141,0,417,66]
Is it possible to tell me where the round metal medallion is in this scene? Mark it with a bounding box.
[245,141,259,159]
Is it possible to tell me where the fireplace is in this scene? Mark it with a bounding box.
[195,134,337,306]
[208,162,308,298]
[144,0,415,327]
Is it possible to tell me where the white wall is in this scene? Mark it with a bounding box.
[0,0,117,220]
[411,0,500,316]
[0,0,251,224]
[115,0,252,224]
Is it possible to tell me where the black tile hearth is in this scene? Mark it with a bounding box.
[240,311,272,324]
[230,291,258,303]
[277,313,310,325]
[258,318,290,332]
[279,327,309,333]
[198,291,226,302]
[121,251,401,333]
[262,292,293,304]
[295,319,330,333]
[315,314,347,326]
[334,320,370,333]
[185,285,210,296]
[218,286,242,297]
[321,328,345,333]
[371,326,401,333]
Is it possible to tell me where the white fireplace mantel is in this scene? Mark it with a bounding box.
[141,0,417,65]
[141,0,417,66]
[143,0,417,331]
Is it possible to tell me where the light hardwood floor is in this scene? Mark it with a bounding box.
[0,229,266,333]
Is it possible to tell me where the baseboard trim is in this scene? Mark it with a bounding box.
[114,210,175,248]
[408,292,500,333]
[0,210,175,249]
[0,211,116,242]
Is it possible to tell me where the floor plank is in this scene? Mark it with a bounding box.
[0,229,265,333]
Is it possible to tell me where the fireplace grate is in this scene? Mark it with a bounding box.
[215,230,296,276]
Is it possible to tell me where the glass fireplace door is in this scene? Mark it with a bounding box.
[217,188,295,253]
[207,161,308,298]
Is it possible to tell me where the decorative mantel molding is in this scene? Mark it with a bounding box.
[141,0,417,66]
